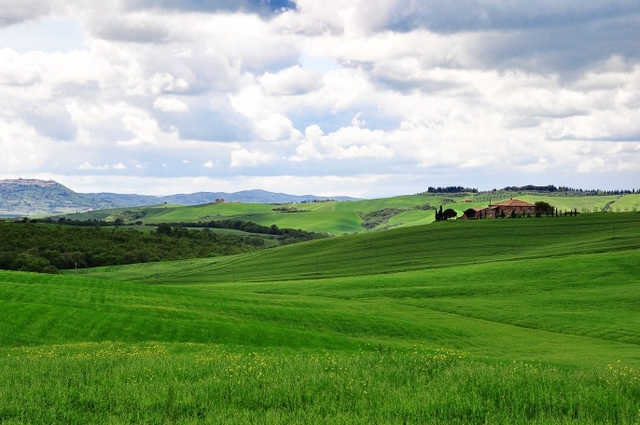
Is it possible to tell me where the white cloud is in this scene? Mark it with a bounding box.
[78,162,109,170]
[229,86,302,141]
[230,149,277,167]
[0,119,52,172]
[0,0,52,27]
[204,160,214,168]
[290,124,394,161]
[0,3,638,197]
[153,97,189,112]
[259,65,322,96]
[112,163,126,169]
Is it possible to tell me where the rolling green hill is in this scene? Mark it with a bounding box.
[0,179,116,216]
[80,212,640,283]
[2,212,640,422]
[56,192,640,237]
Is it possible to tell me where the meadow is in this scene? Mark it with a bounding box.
[1,212,640,423]
[57,192,640,237]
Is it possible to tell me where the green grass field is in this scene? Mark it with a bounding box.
[57,193,640,238]
[609,194,640,212]
[2,212,640,423]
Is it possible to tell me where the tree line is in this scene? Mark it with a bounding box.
[0,222,259,274]
[502,185,636,195]
[150,220,329,245]
[35,217,328,245]
[422,185,637,195]
[423,186,478,194]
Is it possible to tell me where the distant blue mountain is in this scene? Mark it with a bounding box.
[0,178,359,216]
[86,189,359,207]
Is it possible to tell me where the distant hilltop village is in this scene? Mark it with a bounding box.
[0,178,60,188]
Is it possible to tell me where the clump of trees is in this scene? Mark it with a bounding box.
[435,206,458,221]
[0,222,261,274]
[534,201,554,216]
[151,220,327,245]
[271,207,309,213]
[359,209,405,230]
[423,186,478,194]
[504,185,559,192]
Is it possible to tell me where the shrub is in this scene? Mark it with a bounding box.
[442,208,458,220]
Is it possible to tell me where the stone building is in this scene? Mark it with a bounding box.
[463,198,537,219]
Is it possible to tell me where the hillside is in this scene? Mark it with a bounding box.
[82,212,640,283]
[0,178,359,216]
[0,179,115,216]
[86,189,358,206]
[1,211,640,422]
[55,191,640,236]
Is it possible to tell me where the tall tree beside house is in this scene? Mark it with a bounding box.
[435,206,444,221]
[442,208,458,220]
[535,201,554,216]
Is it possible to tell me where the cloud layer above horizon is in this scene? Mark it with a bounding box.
[1,0,639,197]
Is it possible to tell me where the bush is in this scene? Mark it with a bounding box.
[442,209,458,220]
[535,201,553,216]
[41,265,58,274]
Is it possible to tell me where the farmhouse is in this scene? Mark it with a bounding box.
[463,198,537,219]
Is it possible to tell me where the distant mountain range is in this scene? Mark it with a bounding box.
[0,179,359,216]
[86,190,358,207]
[0,179,116,217]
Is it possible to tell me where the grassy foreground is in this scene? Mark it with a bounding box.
[2,343,639,424]
[2,213,640,423]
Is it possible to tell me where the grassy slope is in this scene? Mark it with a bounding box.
[610,193,640,211]
[34,212,640,367]
[4,251,640,368]
[518,195,619,211]
[81,212,640,284]
[3,212,640,423]
[57,193,640,238]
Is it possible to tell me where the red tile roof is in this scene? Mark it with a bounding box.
[492,199,535,207]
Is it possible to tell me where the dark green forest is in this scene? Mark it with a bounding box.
[152,219,328,244]
[0,222,259,274]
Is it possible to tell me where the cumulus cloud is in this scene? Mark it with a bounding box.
[123,0,296,16]
[0,119,52,173]
[153,97,189,112]
[377,0,640,33]
[290,124,394,161]
[0,1,639,197]
[229,86,301,141]
[78,162,110,170]
[259,65,322,95]
[230,149,277,167]
[0,0,52,27]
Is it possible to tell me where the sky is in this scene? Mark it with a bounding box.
[0,0,639,198]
